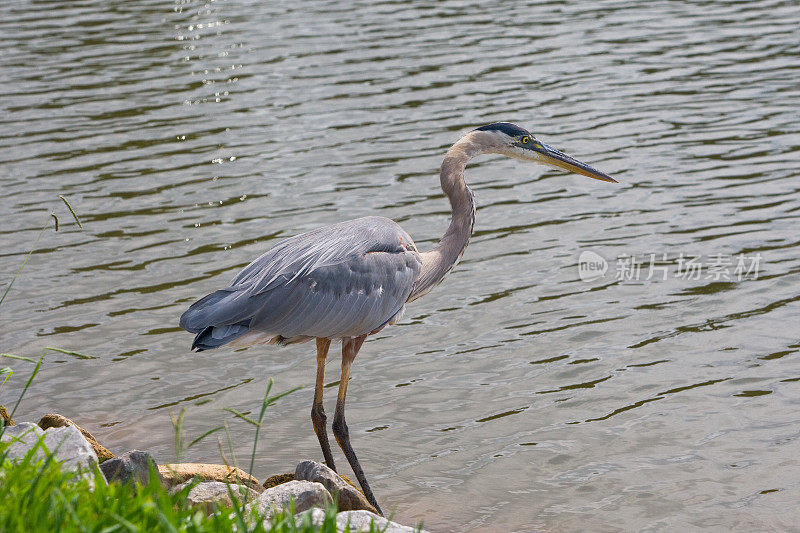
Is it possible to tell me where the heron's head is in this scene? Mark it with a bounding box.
[471,122,617,183]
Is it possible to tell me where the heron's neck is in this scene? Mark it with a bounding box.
[409,136,481,301]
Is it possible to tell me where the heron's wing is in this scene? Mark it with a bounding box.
[180,216,421,346]
[229,217,417,294]
[249,247,420,340]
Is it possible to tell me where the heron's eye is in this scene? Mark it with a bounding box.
[521,136,530,144]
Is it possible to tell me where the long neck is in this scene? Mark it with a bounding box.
[409,135,482,301]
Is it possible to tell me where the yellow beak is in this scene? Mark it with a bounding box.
[533,141,617,183]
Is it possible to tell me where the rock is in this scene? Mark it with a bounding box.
[296,508,427,533]
[42,426,101,483]
[1,423,101,487]
[158,463,264,493]
[263,472,294,489]
[38,413,114,463]
[336,510,425,533]
[1,405,15,426]
[172,480,259,513]
[295,460,377,513]
[1,422,44,455]
[295,508,328,528]
[100,450,161,486]
[246,480,332,520]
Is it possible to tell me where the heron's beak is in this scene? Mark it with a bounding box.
[532,141,617,183]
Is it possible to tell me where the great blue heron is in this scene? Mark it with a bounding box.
[179,122,617,514]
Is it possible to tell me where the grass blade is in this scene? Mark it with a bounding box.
[248,378,274,478]
[52,487,88,533]
[187,426,224,449]
[169,408,186,462]
[223,408,259,426]
[6,353,44,427]
[58,195,83,229]
[265,385,303,407]
[248,380,301,479]
[0,224,49,308]
[1,367,12,387]
[43,347,96,360]
[0,196,82,309]
[1,353,38,363]
[222,422,238,470]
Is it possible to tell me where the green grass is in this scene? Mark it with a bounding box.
[0,438,400,533]
[0,440,349,532]
[0,366,387,532]
[0,362,390,533]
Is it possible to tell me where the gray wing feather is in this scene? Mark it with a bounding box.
[180,216,421,347]
[251,249,418,339]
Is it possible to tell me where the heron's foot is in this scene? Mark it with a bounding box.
[325,459,338,473]
[332,416,384,516]
[331,334,383,515]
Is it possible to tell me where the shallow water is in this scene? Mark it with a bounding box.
[2,0,800,530]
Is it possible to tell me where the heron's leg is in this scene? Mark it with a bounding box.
[312,338,337,471]
[332,335,384,516]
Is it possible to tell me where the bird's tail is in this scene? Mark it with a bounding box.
[180,288,252,351]
[191,321,251,351]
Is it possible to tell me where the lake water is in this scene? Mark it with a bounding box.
[2,0,799,530]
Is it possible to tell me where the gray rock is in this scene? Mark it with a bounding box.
[295,460,377,513]
[296,508,427,533]
[172,481,259,513]
[1,423,100,487]
[294,508,328,528]
[336,510,425,533]
[246,480,332,520]
[1,422,45,457]
[43,426,99,478]
[100,450,160,486]
[39,413,114,462]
